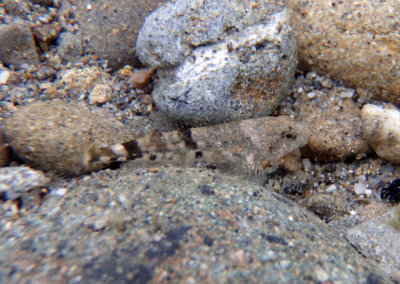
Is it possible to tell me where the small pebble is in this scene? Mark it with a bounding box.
[93,218,107,231]
[51,187,67,197]
[306,72,317,80]
[307,91,317,98]
[325,184,337,193]
[339,90,354,98]
[128,69,152,89]
[354,183,367,195]
[0,69,10,85]
[321,78,333,89]
[301,193,347,220]
[89,84,112,104]
[302,158,312,172]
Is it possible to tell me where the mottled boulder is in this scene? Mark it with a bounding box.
[137,0,296,126]
[58,0,166,69]
[295,79,370,162]
[0,166,390,282]
[346,210,400,282]
[287,0,400,104]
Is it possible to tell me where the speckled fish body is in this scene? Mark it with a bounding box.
[135,116,310,175]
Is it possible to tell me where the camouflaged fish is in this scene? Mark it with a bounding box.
[130,116,310,175]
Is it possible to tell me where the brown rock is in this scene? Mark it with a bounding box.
[301,193,348,221]
[58,66,111,100]
[3,100,136,176]
[298,86,370,161]
[31,22,62,51]
[89,84,112,104]
[287,0,400,104]
[128,69,153,90]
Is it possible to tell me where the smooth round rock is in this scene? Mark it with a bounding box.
[3,100,135,176]
[361,104,400,163]
[137,0,296,126]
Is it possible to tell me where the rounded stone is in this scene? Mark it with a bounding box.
[137,0,296,126]
[361,104,400,164]
[3,100,135,176]
[89,84,112,105]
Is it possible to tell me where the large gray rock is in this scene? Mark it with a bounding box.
[0,166,389,283]
[0,20,39,68]
[137,0,297,126]
[58,0,166,69]
[346,211,400,282]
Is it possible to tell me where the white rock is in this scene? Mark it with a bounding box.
[302,158,312,172]
[361,104,400,163]
[51,187,67,196]
[339,89,354,98]
[0,69,10,85]
[325,184,337,193]
[354,182,366,195]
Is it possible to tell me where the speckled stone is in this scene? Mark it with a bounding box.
[137,0,296,126]
[287,0,400,104]
[298,83,370,161]
[58,0,166,69]
[346,211,400,282]
[3,100,135,176]
[300,193,348,221]
[0,166,48,200]
[0,166,389,283]
[0,20,39,68]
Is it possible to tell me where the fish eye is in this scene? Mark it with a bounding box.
[282,132,296,140]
